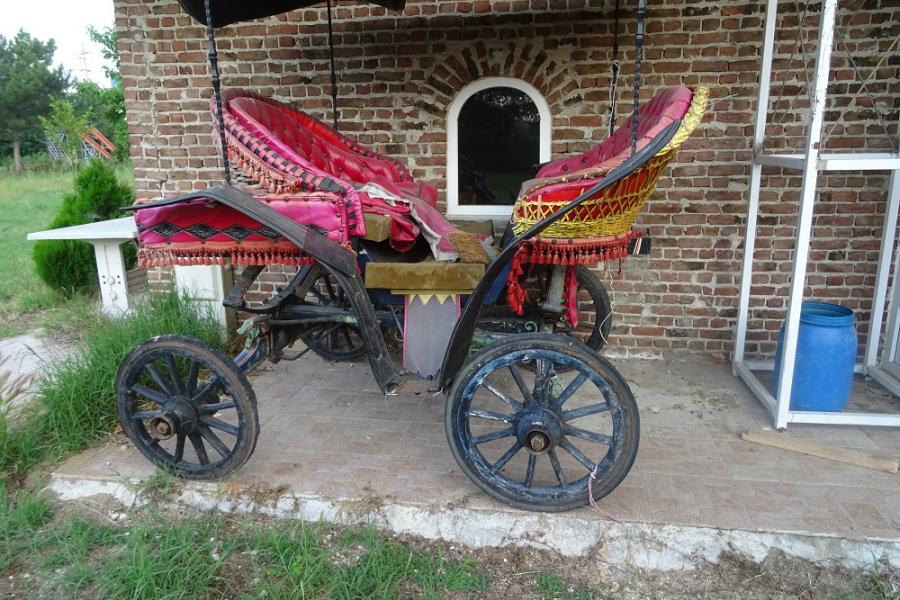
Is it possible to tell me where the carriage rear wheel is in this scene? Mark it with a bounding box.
[299,269,367,361]
[522,265,612,352]
[445,334,639,511]
[115,335,259,479]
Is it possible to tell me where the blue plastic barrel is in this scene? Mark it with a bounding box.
[772,302,857,412]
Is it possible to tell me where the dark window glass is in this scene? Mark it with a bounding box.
[457,87,540,206]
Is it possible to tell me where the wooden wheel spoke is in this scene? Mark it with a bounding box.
[191,376,221,404]
[145,363,175,396]
[132,384,168,405]
[188,431,209,465]
[471,427,514,445]
[550,373,588,411]
[561,402,610,421]
[560,439,595,471]
[508,365,535,404]
[309,287,329,304]
[199,425,231,458]
[174,433,186,463]
[466,409,515,423]
[532,359,553,403]
[314,323,340,344]
[340,327,354,349]
[565,426,612,446]
[524,454,536,488]
[482,381,523,411]
[198,401,237,414]
[491,442,523,474]
[186,362,200,396]
[164,355,185,393]
[323,278,338,303]
[201,416,240,436]
[327,325,340,347]
[131,410,163,421]
[548,449,567,486]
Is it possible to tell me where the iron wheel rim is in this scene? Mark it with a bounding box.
[452,349,626,501]
[120,346,250,475]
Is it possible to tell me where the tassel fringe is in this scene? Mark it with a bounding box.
[139,247,315,268]
[506,231,641,316]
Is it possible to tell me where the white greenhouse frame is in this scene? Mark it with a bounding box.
[732,0,900,429]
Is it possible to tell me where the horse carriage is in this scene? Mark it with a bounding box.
[116,0,707,511]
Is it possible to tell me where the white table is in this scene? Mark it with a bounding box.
[27,217,232,324]
[27,216,137,315]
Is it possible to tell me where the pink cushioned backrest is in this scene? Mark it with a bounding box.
[537,86,693,179]
[228,96,402,190]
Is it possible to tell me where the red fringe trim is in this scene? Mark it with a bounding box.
[139,247,315,268]
[506,231,642,316]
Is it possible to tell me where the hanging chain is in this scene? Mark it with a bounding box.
[607,0,621,138]
[631,0,646,156]
[326,0,339,130]
[204,0,231,184]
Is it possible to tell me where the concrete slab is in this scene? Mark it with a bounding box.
[49,351,900,569]
[0,331,69,410]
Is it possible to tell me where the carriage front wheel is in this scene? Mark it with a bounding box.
[445,334,639,512]
[115,335,259,479]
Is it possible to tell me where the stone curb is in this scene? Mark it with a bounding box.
[46,474,900,571]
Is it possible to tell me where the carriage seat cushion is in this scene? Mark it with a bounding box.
[535,86,694,180]
[228,96,438,205]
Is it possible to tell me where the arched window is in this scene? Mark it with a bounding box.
[447,77,552,219]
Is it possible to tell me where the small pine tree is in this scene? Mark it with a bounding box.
[33,160,134,296]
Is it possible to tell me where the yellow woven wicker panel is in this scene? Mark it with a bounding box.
[512,86,709,238]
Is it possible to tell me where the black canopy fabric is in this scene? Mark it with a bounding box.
[177,0,406,27]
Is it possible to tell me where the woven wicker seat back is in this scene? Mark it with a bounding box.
[511,85,708,239]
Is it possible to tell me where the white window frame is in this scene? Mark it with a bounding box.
[446,77,552,219]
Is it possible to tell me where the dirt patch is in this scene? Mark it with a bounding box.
[396,534,893,599]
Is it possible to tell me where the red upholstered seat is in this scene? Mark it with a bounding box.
[218,89,478,260]
[225,91,438,206]
[535,86,694,181]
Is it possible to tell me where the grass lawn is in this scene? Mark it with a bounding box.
[0,167,133,338]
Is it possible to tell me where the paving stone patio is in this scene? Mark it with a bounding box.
[55,350,900,541]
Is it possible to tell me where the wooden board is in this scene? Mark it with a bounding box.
[449,218,495,237]
[741,430,899,474]
[365,261,484,291]
[362,213,392,242]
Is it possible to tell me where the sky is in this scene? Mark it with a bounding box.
[2,0,116,86]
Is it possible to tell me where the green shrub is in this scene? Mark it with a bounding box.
[62,159,132,222]
[32,212,97,297]
[32,160,134,297]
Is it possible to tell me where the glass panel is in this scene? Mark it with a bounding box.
[457,87,540,206]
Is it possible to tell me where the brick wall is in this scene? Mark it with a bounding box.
[115,0,899,361]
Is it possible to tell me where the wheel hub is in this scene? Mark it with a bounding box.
[148,415,176,440]
[151,396,199,438]
[516,407,563,454]
[526,430,550,452]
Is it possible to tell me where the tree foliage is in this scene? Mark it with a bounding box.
[0,30,68,171]
[88,26,121,85]
[40,99,91,167]
[85,26,129,160]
